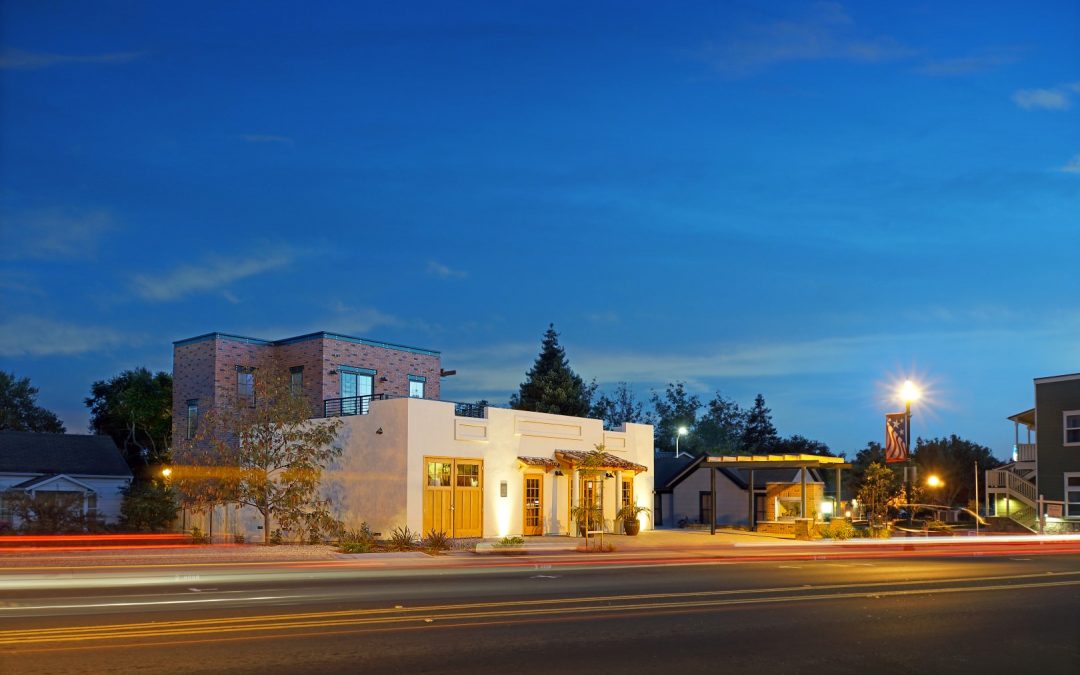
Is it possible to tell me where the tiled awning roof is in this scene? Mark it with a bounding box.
[555,450,648,473]
[517,456,560,469]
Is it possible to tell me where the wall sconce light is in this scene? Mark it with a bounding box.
[329,369,338,375]
[375,427,383,435]
[605,472,614,478]
[379,376,388,382]
[553,470,564,476]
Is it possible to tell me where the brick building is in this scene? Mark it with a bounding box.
[171,331,442,443]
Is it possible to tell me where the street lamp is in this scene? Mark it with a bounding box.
[161,467,172,479]
[926,474,943,488]
[675,426,688,458]
[899,380,920,523]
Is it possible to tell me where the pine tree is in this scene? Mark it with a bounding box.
[510,324,593,417]
[740,394,779,452]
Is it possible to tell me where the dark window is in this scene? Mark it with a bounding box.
[290,366,304,397]
[699,491,713,525]
[186,399,199,439]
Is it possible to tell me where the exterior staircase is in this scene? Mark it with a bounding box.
[986,464,1038,533]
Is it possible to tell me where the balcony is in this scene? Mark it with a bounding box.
[322,394,490,419]
[1014,443,1037,463]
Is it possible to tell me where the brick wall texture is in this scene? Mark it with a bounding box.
[172,333,441,443]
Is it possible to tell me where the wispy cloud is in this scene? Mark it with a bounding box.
[0,316,133,357]
[1060,154,1080,174]
[695,2,914,76]
[915,48,1022,76]
[324,301,403,333]
[426,260,468,279]
[1012,82,1080,110]
[0,209,115,260]
[0,48,142,70]
[132,252,292,301]
[239,134,295,146]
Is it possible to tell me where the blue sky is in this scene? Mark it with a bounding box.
[2,1,1078,459]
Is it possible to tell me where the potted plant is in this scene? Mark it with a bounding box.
[617,504,649,536]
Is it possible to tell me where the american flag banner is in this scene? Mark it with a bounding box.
[885,413,908,463]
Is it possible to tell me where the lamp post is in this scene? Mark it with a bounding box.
[900,380,920,523]
[675,426,688,458]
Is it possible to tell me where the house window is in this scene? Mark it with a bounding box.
[290,366,304,397]
[409,375,426,399]
[339,367,375,414]
[86,492,98,521]
[236,366,255,405]
[621,479,633,509]
[776,497,803,521]
[186,399,199,440]
[427,461,451,487]
[1065,411,1080,446]
[456,463,480,488]
[1066,474,1080,518]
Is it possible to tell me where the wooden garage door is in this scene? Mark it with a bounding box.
[423,457,483,538]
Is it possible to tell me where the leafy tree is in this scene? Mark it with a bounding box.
[845,441,886,497]
[591,382,651,430]
[650,382,701,453]
[182,364,343,544]
[695,391,745,454]
[120,480,178,532]
[913,435,1003,507]
[739,394,779,453]
[857,461,900,529]
[510,324,594,417]
[774,434,833,456]
[0,371,65,433]
[85,368,173,477]
[6,491,86,533]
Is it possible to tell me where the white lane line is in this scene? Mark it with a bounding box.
[0,595,300,611]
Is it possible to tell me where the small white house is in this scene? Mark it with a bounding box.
[189,398,655,541]
[0,431,132,529]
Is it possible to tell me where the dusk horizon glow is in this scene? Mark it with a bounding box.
[2,1,1077,460]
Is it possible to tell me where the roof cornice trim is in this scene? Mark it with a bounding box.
[174,331,440,356]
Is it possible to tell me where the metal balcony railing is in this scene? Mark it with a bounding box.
[323,394,388,417]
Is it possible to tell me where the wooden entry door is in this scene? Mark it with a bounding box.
[423,457,483,538]
[523,474,543,535]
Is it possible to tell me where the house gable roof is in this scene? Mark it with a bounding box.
[11,474,98,492]
[0,432,132,477]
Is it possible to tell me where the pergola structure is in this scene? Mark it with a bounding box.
[701,454,852,535]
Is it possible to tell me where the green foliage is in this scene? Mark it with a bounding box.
[0,371,65,433]
[739,394,779,453]
[388,525,417,551]
[694,391,745,454]
[337,524,376,553]
[825,519,855,540]
[190,525,210,544]
[869,525,892,539]
[495,535,525,547]
[119,480,178,532]
[180,364,344,544]
[773,434,832,456]
[510,324,594,417]
[7,491,85,533]
[422,529,451,553]
[616,504,650,522]
[269,529,284,545]
[650,382,701,453]
[913,435,1003,507]
[858,462,899,528]
[85,367,172,476]
[591,382,652,430]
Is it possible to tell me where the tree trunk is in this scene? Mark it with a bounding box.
[264,511,270,545]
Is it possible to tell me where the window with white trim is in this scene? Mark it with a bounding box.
[408,376,425,399]
[1066,474,1080,518]
[236,366,255,405]
[186,399,199,440]
[1064,411,1080,446]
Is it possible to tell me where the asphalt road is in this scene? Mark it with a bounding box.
[2,552,1078,674]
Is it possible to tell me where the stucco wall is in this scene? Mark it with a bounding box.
[669,468,750,526]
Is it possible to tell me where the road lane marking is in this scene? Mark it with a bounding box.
[2,578,1079,648]
[0,595,298,611]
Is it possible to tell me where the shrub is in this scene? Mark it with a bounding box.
[826,520,856,541]
[269,529,284,545]
[495,536,525,548]
[422,529,451,554]
[339,539,375,554]
[190,525,210,544]
[387,525,417,551]
[119,481,178,532]
[869,525,891,539]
